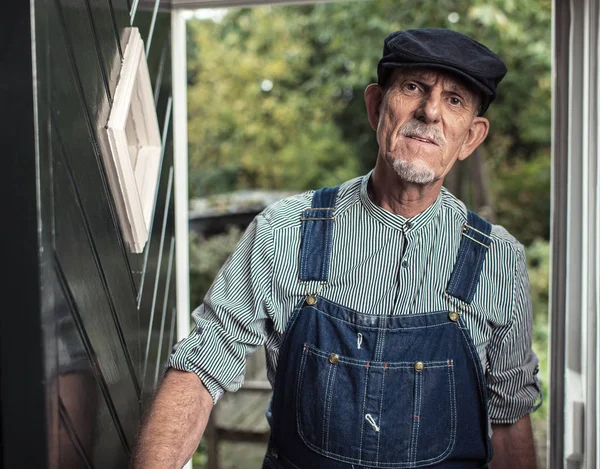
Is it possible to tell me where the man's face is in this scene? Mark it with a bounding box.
[365,68,489,185]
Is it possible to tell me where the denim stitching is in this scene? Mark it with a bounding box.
[457,322,486,409]
[375,366,387,464]
[409,370,420,464]
[359,364,370,464]
[295,347,309,439]
[311,297,453,319]
[462,245,477,301]
[303,220,315,280]
[449,364,457,455]
[321,362,332,449]
[303,345,451,368]
[323,363,337,451]
[322,217,333,280]
[451,226,477,295]
[462,325,490,447]
[464,237,485,301]
[299,218,309,280]
[295,346,457,467]
[471,242,486,299]
[375,324,384,361]
[304,305,455,331]
[411,364,457,466]
[449,241,470,296]
[415,371,424,464]
[447,239,468,291]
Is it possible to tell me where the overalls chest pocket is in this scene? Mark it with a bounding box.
[296,344,457,468]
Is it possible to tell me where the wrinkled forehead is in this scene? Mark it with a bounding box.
[388,67,478,98]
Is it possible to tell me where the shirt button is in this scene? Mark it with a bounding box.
[401,260,408,268]
[405,221,413,229]
[329,353,340,364]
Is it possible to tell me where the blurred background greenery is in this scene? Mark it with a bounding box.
[186,0,551,465]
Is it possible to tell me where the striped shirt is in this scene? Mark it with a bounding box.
[169,173,542,424]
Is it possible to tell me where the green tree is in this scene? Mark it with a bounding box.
[187,0,551,241]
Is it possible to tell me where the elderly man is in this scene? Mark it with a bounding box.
[132,29,542,469]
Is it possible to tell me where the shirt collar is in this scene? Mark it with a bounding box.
[359,172,443,233]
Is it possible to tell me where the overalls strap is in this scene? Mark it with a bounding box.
[446,210,493,303]
[298,186,340,282]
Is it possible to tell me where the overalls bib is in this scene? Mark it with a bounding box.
[263,186,493,469]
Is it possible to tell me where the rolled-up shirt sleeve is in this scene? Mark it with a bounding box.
[167,214,275,403]
[486,244,543,424]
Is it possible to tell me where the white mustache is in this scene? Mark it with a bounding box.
[398,120,445,146]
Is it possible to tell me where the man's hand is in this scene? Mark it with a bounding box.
[490,414,537,469]
[130,368,214,469]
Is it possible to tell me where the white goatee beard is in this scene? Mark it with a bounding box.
[392,159,436,184]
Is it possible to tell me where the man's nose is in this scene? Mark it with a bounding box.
[415,93,441,124]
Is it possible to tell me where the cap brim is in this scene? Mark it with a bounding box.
[379,62,493,114]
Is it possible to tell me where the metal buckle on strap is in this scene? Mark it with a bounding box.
[299,207,336,221]
[461,224,491,249]
[299,280,327,304]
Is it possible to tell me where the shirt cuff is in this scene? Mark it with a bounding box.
[167,338,228,405]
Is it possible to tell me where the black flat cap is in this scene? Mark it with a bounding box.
[378,28,507,114]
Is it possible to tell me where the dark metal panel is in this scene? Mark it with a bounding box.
[107,0,132,56]
[55,270,130,468]
[52,122,141,448]
[152,34,173,131]
[55,0,111,103]
[49,2,143,386]
[0,1,58,468]
[85,0,123,99]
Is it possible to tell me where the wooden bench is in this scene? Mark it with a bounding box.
[205,351,272,469]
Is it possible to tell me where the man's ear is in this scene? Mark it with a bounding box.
[458,116,489,161]
[364,83,383,131]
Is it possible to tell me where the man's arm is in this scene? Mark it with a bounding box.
[131,369,213,469]
[490,414,537,469]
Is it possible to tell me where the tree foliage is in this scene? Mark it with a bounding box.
[187,0,551,241]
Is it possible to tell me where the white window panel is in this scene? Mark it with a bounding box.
[104,27,162,253]
[551,1,600,468]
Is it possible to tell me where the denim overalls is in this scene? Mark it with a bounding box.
[263,186,493,469]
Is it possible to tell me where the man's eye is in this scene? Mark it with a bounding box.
[450,97,463,106]
[405,83,418,91]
